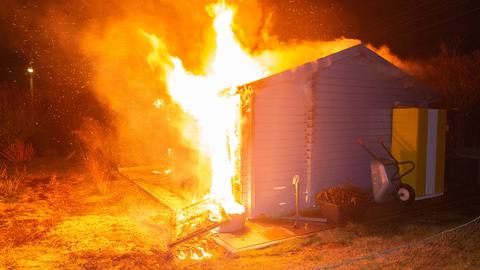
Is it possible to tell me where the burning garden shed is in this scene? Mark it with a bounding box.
[238,44,441,219]
[118,4,445,239]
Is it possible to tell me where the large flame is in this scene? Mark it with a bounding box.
[142,1,361,217]
[145,3,266,214]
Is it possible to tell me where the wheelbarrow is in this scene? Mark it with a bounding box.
[357,138,416,206]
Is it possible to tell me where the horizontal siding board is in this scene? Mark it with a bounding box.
[314,115,390,122]
[253,149,308,159]
[250,145,305,152]
[254,134,305,141]
[314,119,390,128]
[312,102,397,110]
[315,79,409,92]
[316,64,401,79]
[314,170,371,183]
[252,154,306,163]
[313,130,391,138]
[254,169,306,182]
[312,150,374,162]
[312,176,371,194]
[316,70,402,83]
[254,96,304,105]
[254,170,305,181]
[313,129,392,137]
[324,73,387,85]
[313,167,371,178]
[253,123,305,130]
[252,156,305,167]
[255,85,302,94]
[312,144,390,155]
[316,61,406,83]
[313,112,392,122]
[312,145,389,155]
[314,170,370,182]
[254,104,308,112]
[312,165,371,180]
[315,90,410,100]
[255,85,309,99]
[253,139,305,146]
[314,121,392,128]
[254,175,306,187]
[256,181,307,199]
[313,102,397,110]
[254,132,306,138]
[255,114,304,121]
[314,107,392,114]
[315,93,411,104]
[254,173,307,187]
[312,159,372,172]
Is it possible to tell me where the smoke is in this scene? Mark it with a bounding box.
[76,0,361,167]
[367,44,423,76]
[1,0,424,166]
[78,0,224,166]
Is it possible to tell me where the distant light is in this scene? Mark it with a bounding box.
[27,67,34,74]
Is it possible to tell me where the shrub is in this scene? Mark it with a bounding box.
[0,163,26,200]
[0,139,34,162]
[74,117,117,193]
[415,44,480,149]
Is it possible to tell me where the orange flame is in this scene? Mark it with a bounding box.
[142,1,362,216]
[144,2,267,214]
[178,246,212,260]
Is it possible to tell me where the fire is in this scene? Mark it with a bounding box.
[144,2,266,214]
[178,246,212,260]
[142,1,361,225]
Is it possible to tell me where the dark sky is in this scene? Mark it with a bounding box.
[265,0,480,57]
[0,0,479,154]
[1,0,479,83]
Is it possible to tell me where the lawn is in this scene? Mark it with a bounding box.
[1,159,479,269]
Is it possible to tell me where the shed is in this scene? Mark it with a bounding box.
[238,44,439,219]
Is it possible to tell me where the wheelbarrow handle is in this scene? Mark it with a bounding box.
[397,160,415,178]
[378,139,400,163]
[357,138,378,159]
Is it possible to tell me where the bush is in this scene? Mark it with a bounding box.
[0,163,26,201]
[74,117,117,194]
[415,44,480,149]
[0,139,34,162]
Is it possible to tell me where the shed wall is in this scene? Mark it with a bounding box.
[245,47,429,218]
[311,55,420,199]
[249,65,315,218]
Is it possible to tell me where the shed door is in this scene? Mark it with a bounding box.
[250,80,310,218]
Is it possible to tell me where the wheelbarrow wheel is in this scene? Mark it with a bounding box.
[396,183,415,205]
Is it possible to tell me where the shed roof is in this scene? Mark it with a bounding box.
[241,44,440,103]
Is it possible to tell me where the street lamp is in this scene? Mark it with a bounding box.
[27,62,34,104]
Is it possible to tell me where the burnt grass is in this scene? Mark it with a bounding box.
[1,159,480,269]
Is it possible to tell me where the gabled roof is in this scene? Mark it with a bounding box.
[242,44,440,103]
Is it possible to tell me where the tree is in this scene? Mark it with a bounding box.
[417,44,480,149]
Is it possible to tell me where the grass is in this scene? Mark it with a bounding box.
[75,117,118,194]
[0,160,479,269]
[0,164,26,201]
[0,140,34,162]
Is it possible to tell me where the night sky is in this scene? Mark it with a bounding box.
[1,0,479,83]
[0,0,479,154]
[266,0,480,57]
